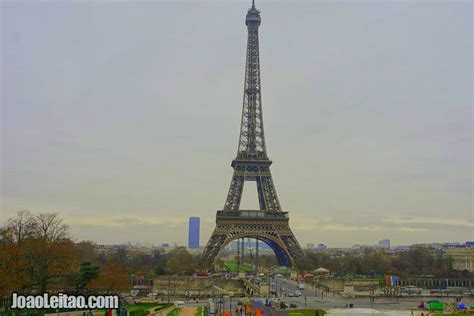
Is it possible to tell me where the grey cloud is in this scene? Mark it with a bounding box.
[1,0,472,247]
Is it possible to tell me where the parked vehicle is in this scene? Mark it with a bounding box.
[174,301,185,308]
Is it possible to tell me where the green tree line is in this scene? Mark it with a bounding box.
[297,248,469,277]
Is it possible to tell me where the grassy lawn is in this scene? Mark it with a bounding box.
[166,308,178,316]
[126,303,159,312]
[288,309,325,316]
[432,314,471,316]
[0,303,169,316]
[224,260,253,272]
[127,303,164,316]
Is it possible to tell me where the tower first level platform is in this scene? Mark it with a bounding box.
[201,211,304,268]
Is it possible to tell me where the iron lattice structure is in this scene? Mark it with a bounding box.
[200,1,304,269]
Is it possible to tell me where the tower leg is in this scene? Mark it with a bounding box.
[224,175,244,210]
[241,237,244,269]
[256,238,259,272]
[237,239,240,271]
[199,218,304,270]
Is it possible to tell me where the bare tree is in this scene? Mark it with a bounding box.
[33,213,69,242]
[3,210,36,244]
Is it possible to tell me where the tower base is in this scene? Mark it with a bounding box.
[200,210,304,269]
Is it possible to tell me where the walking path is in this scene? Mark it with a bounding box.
[178,307,197,316]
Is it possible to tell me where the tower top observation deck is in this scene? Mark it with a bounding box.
[246,0,261,26]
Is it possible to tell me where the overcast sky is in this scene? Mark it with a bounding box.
[1,0,472,248]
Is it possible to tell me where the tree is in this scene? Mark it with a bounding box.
[0,211,78,295]
[165,247,195,275]
[129,252,154,273]
[76,262,100,293]
[0,243,23,296]
[88,260,130,294]
[112,246,128,265]
[3,210,36,244]
[259,254,278,268]
[75,241,98,263]
[360,251,388,275]
[152,249,167,275]
[20,238,78,292]
[33,213,69,242]
[3,211,69,244]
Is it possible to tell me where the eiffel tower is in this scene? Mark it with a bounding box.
[200,0,304,269]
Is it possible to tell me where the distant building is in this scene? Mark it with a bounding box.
[161,243,169,248]
[129,272,154,290]
[188,217,200,249]
[378,239,391,249]
[446,248,474,272]
[395,245,411,252]
[317,243,328,250]
[306,243,315,250]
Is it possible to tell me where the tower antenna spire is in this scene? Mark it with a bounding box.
[252,0,255,9]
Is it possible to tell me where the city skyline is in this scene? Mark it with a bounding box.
[2,0,472,248]
[75,239,474,250]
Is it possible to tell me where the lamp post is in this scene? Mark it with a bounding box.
[276,277,279,297]
[271,277,275,296]
[167,275,171,303]
[333,278,335,297]
[255,238,259,273]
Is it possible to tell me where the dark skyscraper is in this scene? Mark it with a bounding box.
[188,217,200,249]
